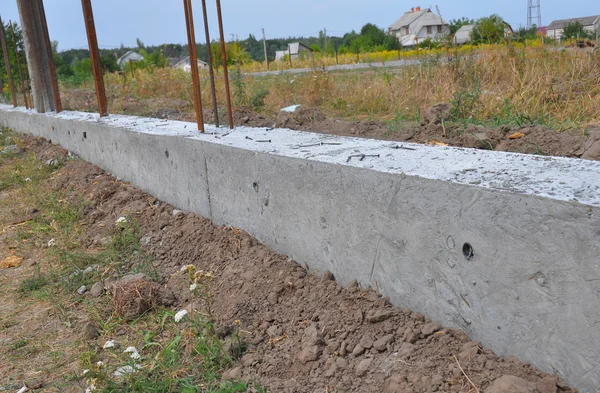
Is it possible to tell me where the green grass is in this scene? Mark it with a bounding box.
[18,275,49,294]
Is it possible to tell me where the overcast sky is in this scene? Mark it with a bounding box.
[1,0,597,51]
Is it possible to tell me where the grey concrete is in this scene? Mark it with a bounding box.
[246,58,421,77]
[1,105,600,392]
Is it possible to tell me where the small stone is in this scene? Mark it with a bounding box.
[89,282,104,298]
[298,345,322,364]
[537,376,558,393]
[404,328,419,344]
[140,235,152,246]
[172,209,183,216]
[352,344,366,356]
[267,292,279,305]
[77,285,87,295]
[303,325,324,346]
[336,357,349,369]
[355,358,373,377]
[458,342,480,363]
[421,322,442,337]
[367,310,395,323]
[266,325,282,337]
[82,322,100,340]
[485,375,537,393]
[373,334,394,352]
[323,271,335,281]
[398,342,415,358]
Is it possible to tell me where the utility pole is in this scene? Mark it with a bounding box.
[15,0,58,112]
[262,28,269,70]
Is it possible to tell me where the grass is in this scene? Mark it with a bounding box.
[0,130,263,392]
[62,42,600,133]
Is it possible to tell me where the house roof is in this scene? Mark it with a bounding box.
[547,15,600,30]
[288,42,313,55]
[389,8,446,32]
[117,51,144,67]
[454,24,475,43]
[171,56,207,68]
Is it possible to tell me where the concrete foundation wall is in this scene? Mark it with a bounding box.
[2,106,600,392]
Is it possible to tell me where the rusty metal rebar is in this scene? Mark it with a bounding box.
[81,0,108,117]
[200,0,219,127]
[0,16,17,107]
[215,0,233,129]
[183,0,205,132]
[9,21,29,109]
[37,0,62,112]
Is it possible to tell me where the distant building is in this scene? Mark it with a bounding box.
[546,15,600,39]
[388,6,450,47]
[170,56,208,72]
[117,51,144,69]
[454,25,475,44]
[452,22,514,45]
[275,42,313,61]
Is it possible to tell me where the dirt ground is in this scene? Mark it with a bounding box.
[0,134,577,392]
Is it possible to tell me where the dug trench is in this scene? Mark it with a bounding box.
[0,133,576,393]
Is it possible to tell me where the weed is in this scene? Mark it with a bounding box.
[11,338,28,350]
[248,87,269,109]
[18,275,49,294]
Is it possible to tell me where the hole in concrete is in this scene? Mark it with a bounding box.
[252,182,259,193]
[165,150,169,158]
[83,131,87,139]
[462,243,474,260]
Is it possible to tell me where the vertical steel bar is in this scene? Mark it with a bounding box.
[9,21,29,109]
[200,0,219,127]
[0,16,18,107]
[81,0,108,117]
[37,0,62,112]
[215,0,233,129]
[183,0,205,132]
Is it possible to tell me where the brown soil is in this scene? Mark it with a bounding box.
[3,136,575,393]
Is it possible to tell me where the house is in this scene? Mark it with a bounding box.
[388,6,450,47]
[116,51,144,69]
[452,22,514,44]
[546,15,600,40]
[170,56,208,72]
[454,25,475,44]
[275,42,313,61]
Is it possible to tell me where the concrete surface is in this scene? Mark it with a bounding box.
[246,58,421,77]
[1,105,600,392]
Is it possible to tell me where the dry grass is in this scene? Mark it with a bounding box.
[62,44,600,130]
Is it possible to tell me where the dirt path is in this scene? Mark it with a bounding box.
[0,132,577,392]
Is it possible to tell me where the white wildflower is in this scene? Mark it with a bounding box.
[82,369,90,375]
[47,238,56,247]
[113,364,141,377]
[174,309,188,323]
[189,283,197,292]
[25,177,32,182]
[102,340,115,349]
[124,346,141,359]
[96,361,104,367]
[115,217,127,224]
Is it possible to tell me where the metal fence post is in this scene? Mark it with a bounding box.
[81,0,108,117]
[215,0,233,129]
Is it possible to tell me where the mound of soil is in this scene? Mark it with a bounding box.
[22,136,576,393]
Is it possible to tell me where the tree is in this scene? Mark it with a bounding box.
[136,38,145,50]
[449,17,476,34]
[472,15,508,44]
[562,22,590,40]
